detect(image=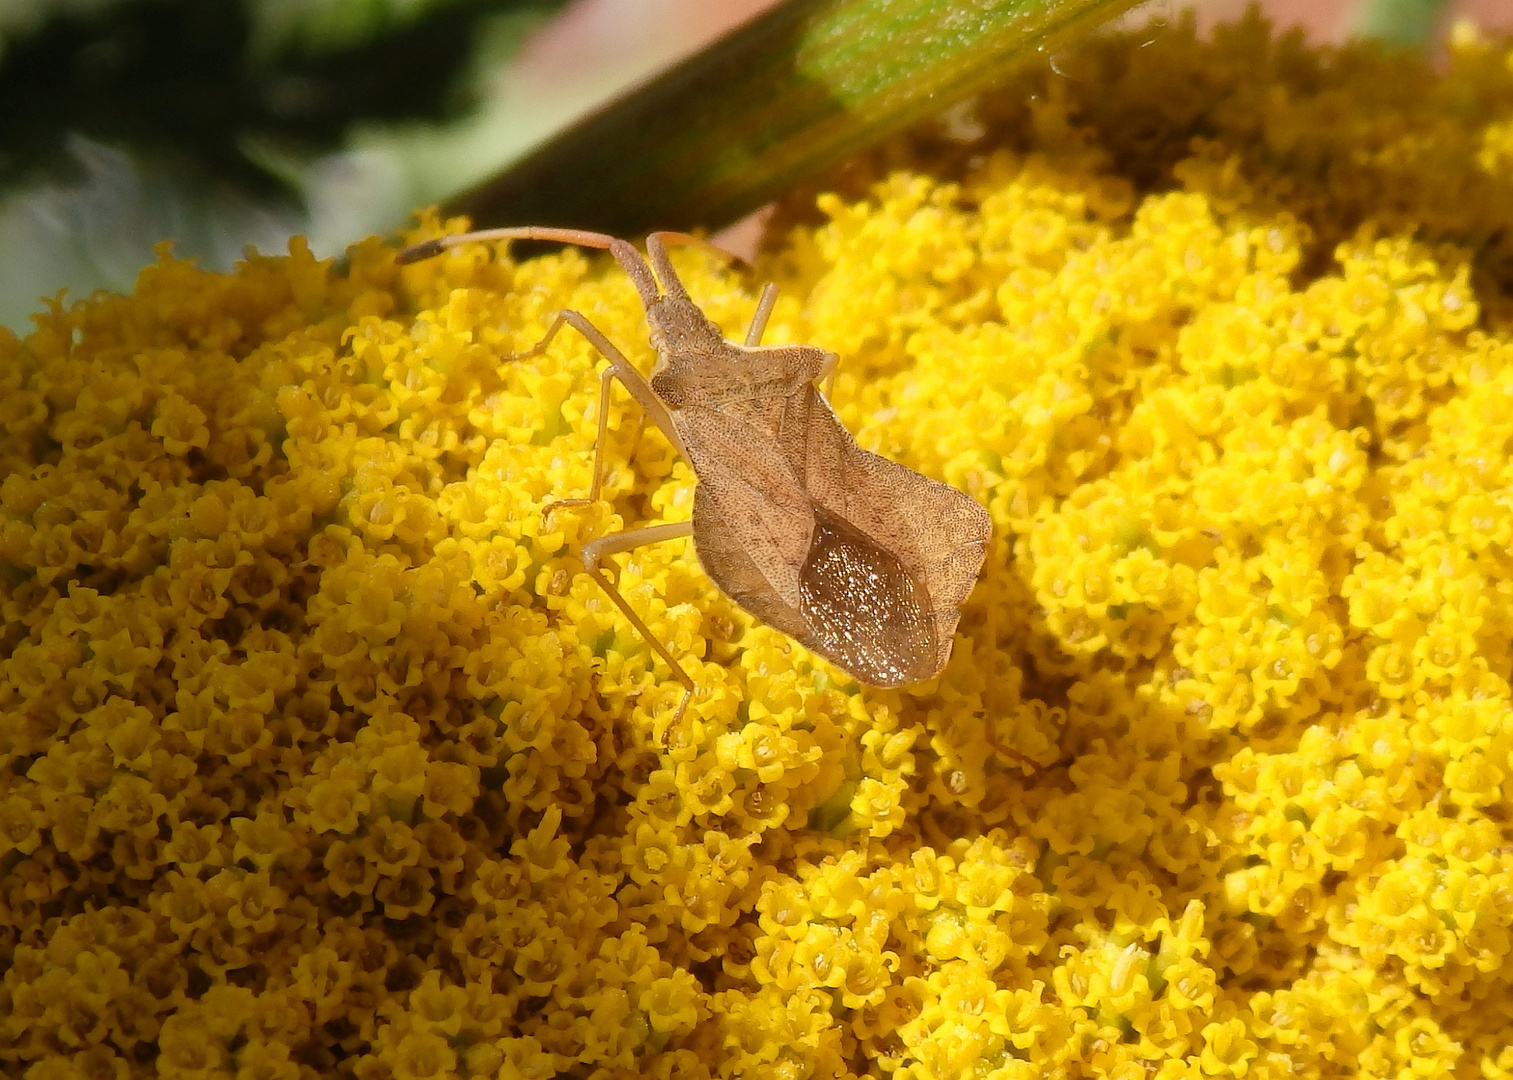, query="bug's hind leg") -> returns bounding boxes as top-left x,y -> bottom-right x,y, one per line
579,521 -> 698,731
